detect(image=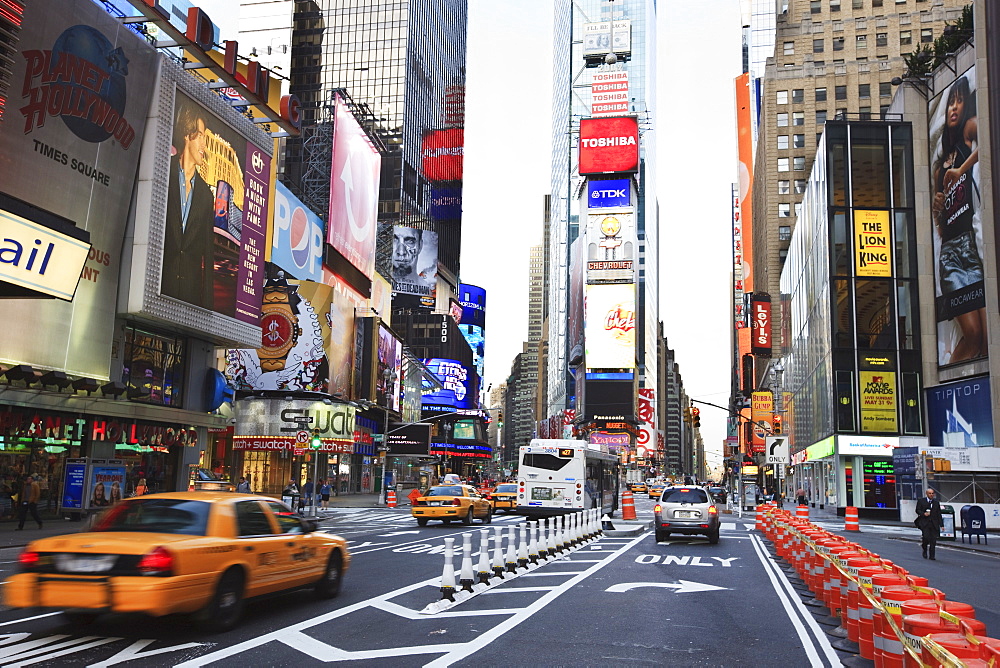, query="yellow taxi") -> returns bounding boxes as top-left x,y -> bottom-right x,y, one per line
648,483 -> 667,500
5,492 -> 349,632
412,484 -> 493,526
629,482 -> 648,494
486,483 -> 518,512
